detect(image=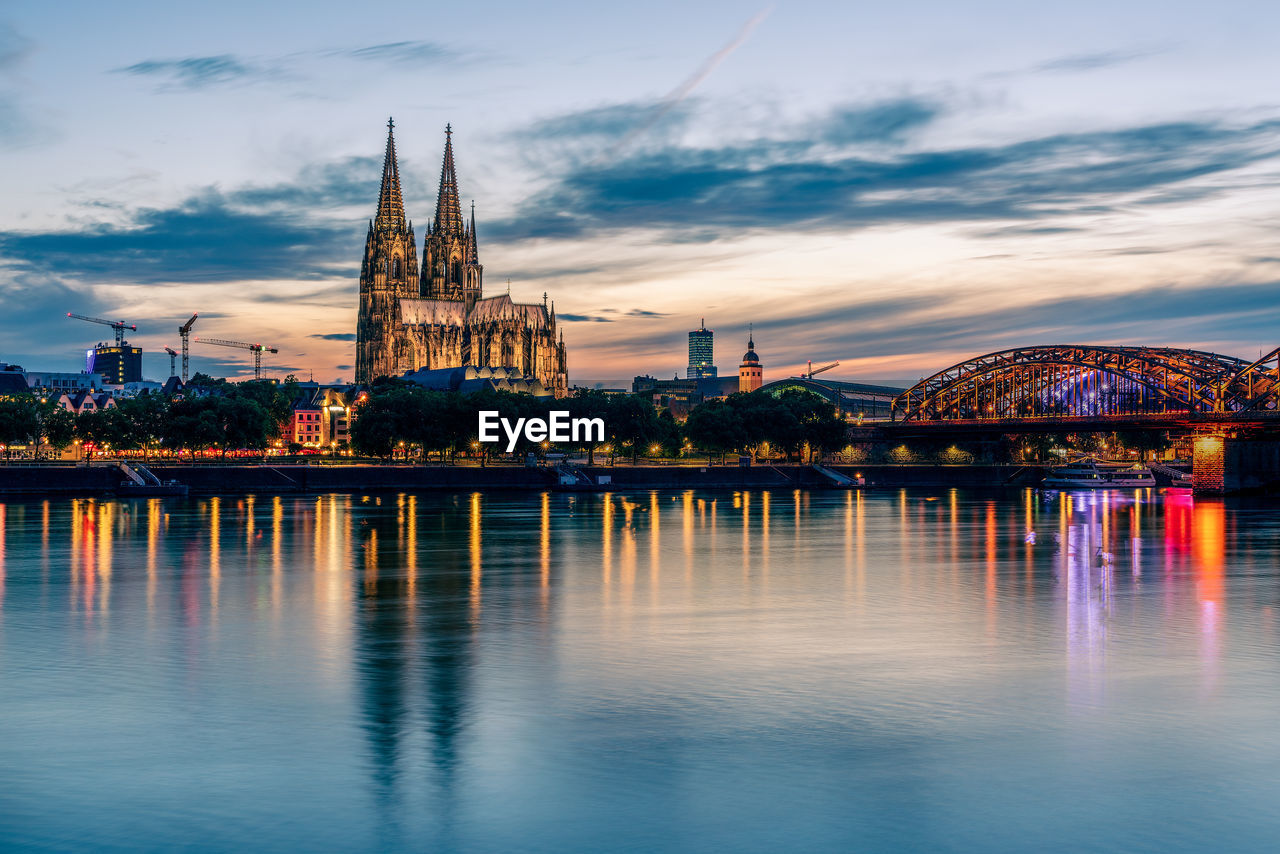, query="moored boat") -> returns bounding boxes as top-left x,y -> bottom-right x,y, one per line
1041,460 -> 1156,489
1104,465 -> 1156,487
1041,461 -> 1108,488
